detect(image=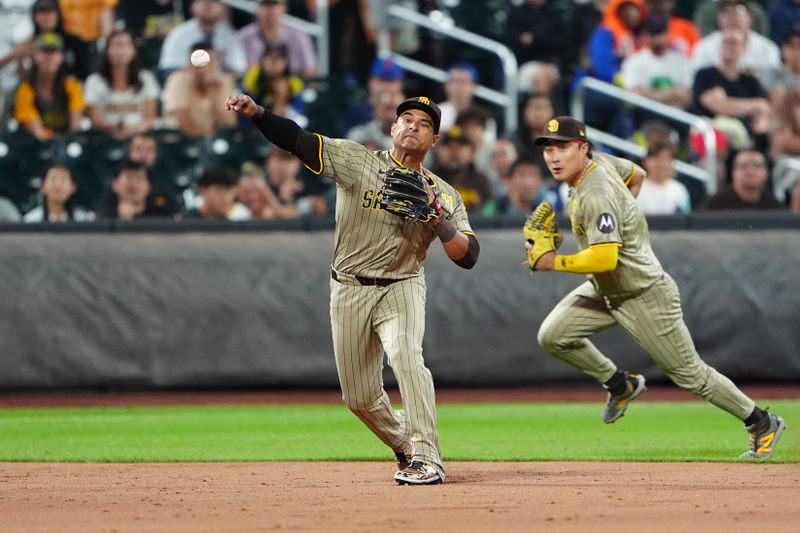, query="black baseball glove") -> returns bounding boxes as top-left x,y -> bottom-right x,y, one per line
379,166 -> 442,223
